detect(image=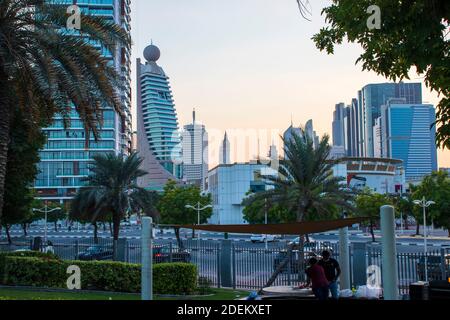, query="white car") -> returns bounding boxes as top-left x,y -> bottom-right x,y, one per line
251,234 -> 276,243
